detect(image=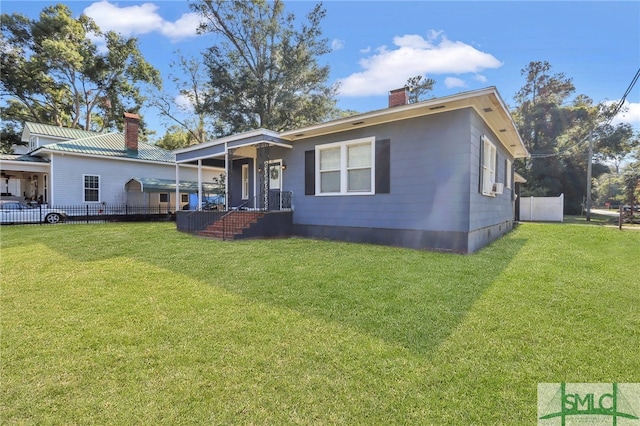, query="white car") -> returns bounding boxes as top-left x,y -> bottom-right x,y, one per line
0,200 -> 68,224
